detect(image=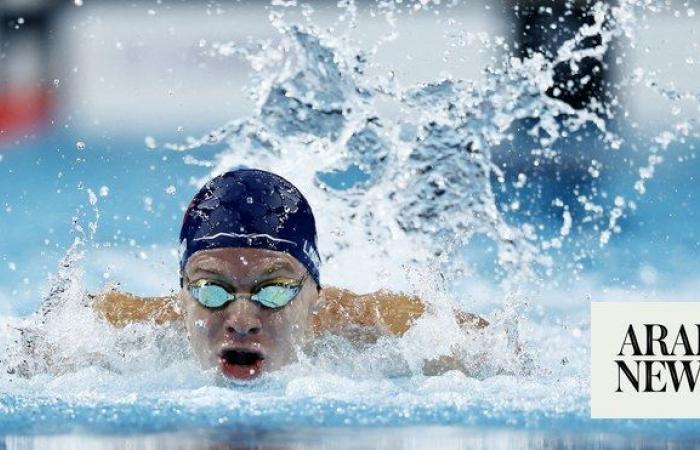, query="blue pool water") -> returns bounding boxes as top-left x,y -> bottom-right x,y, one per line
0,130 -> 698,448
